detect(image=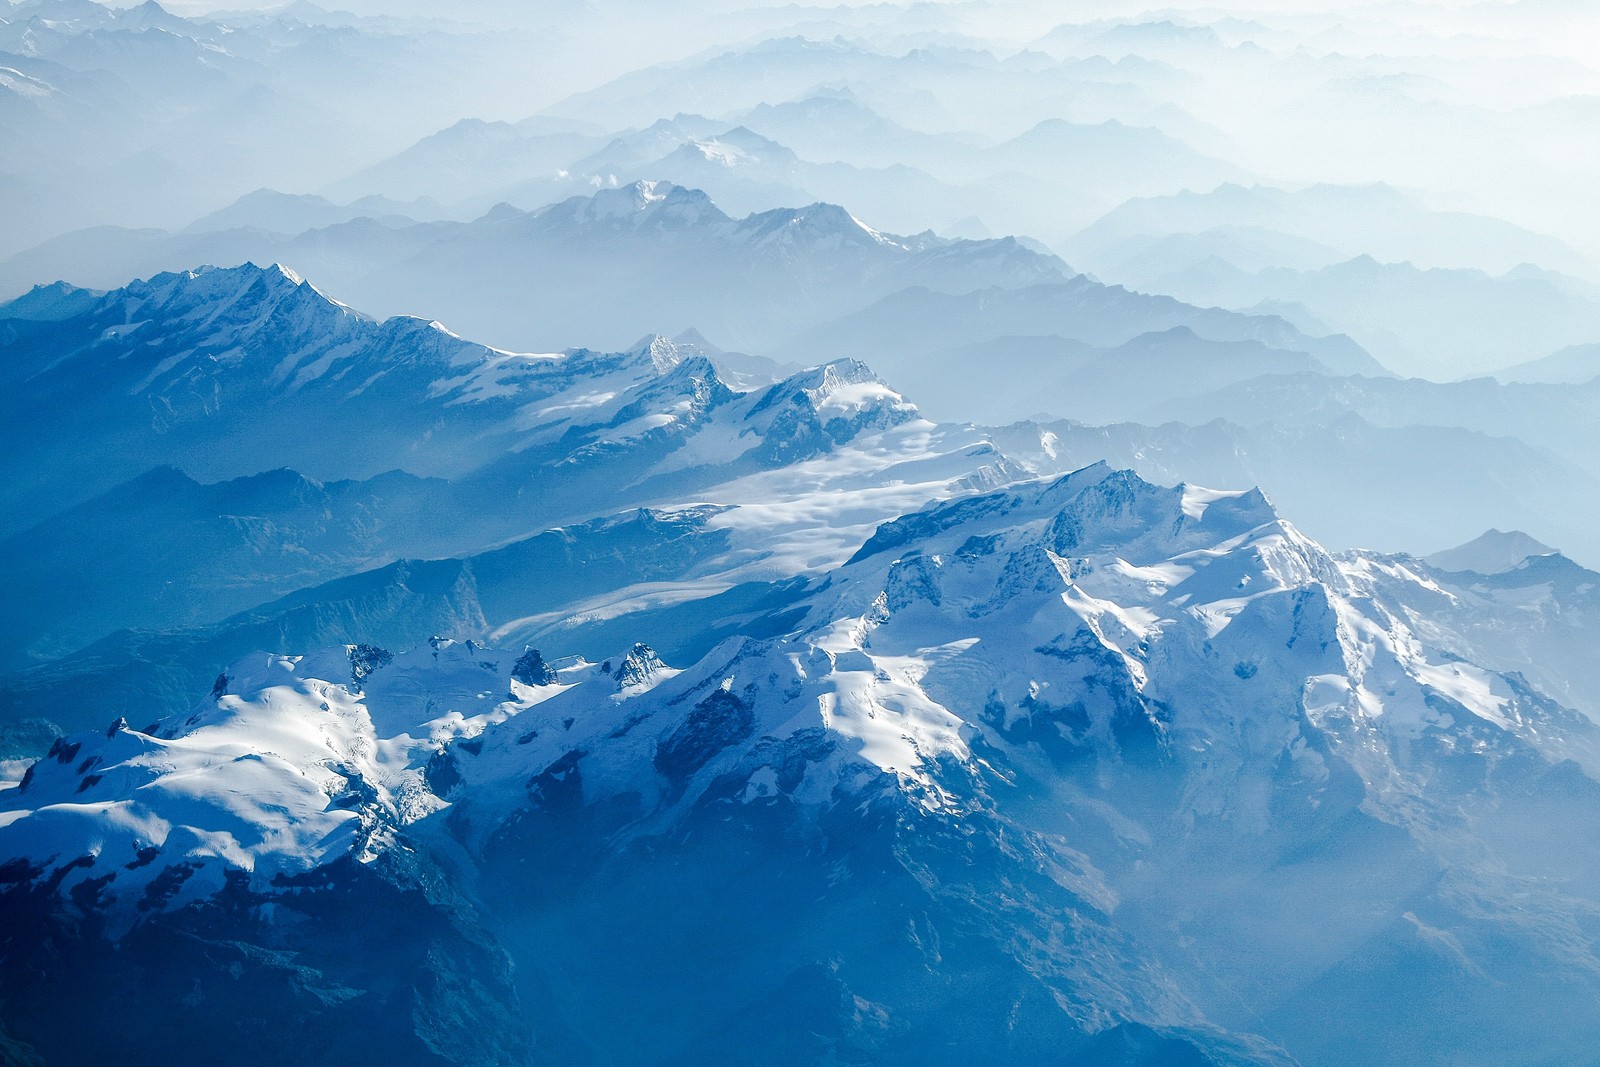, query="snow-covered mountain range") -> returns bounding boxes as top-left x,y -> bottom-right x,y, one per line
5,3 -> 1599,1062
4,259 -> 1595,741
5,458 -> 1599,1066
